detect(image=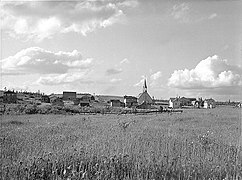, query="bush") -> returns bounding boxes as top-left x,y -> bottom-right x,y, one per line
23,105 -> 38,114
